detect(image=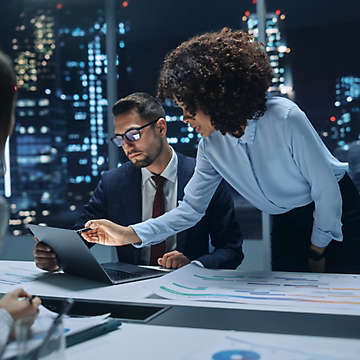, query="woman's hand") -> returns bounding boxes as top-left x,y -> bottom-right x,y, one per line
0,288 -> 41,321
81,219 -> 142,246
308,244 -> 326,273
